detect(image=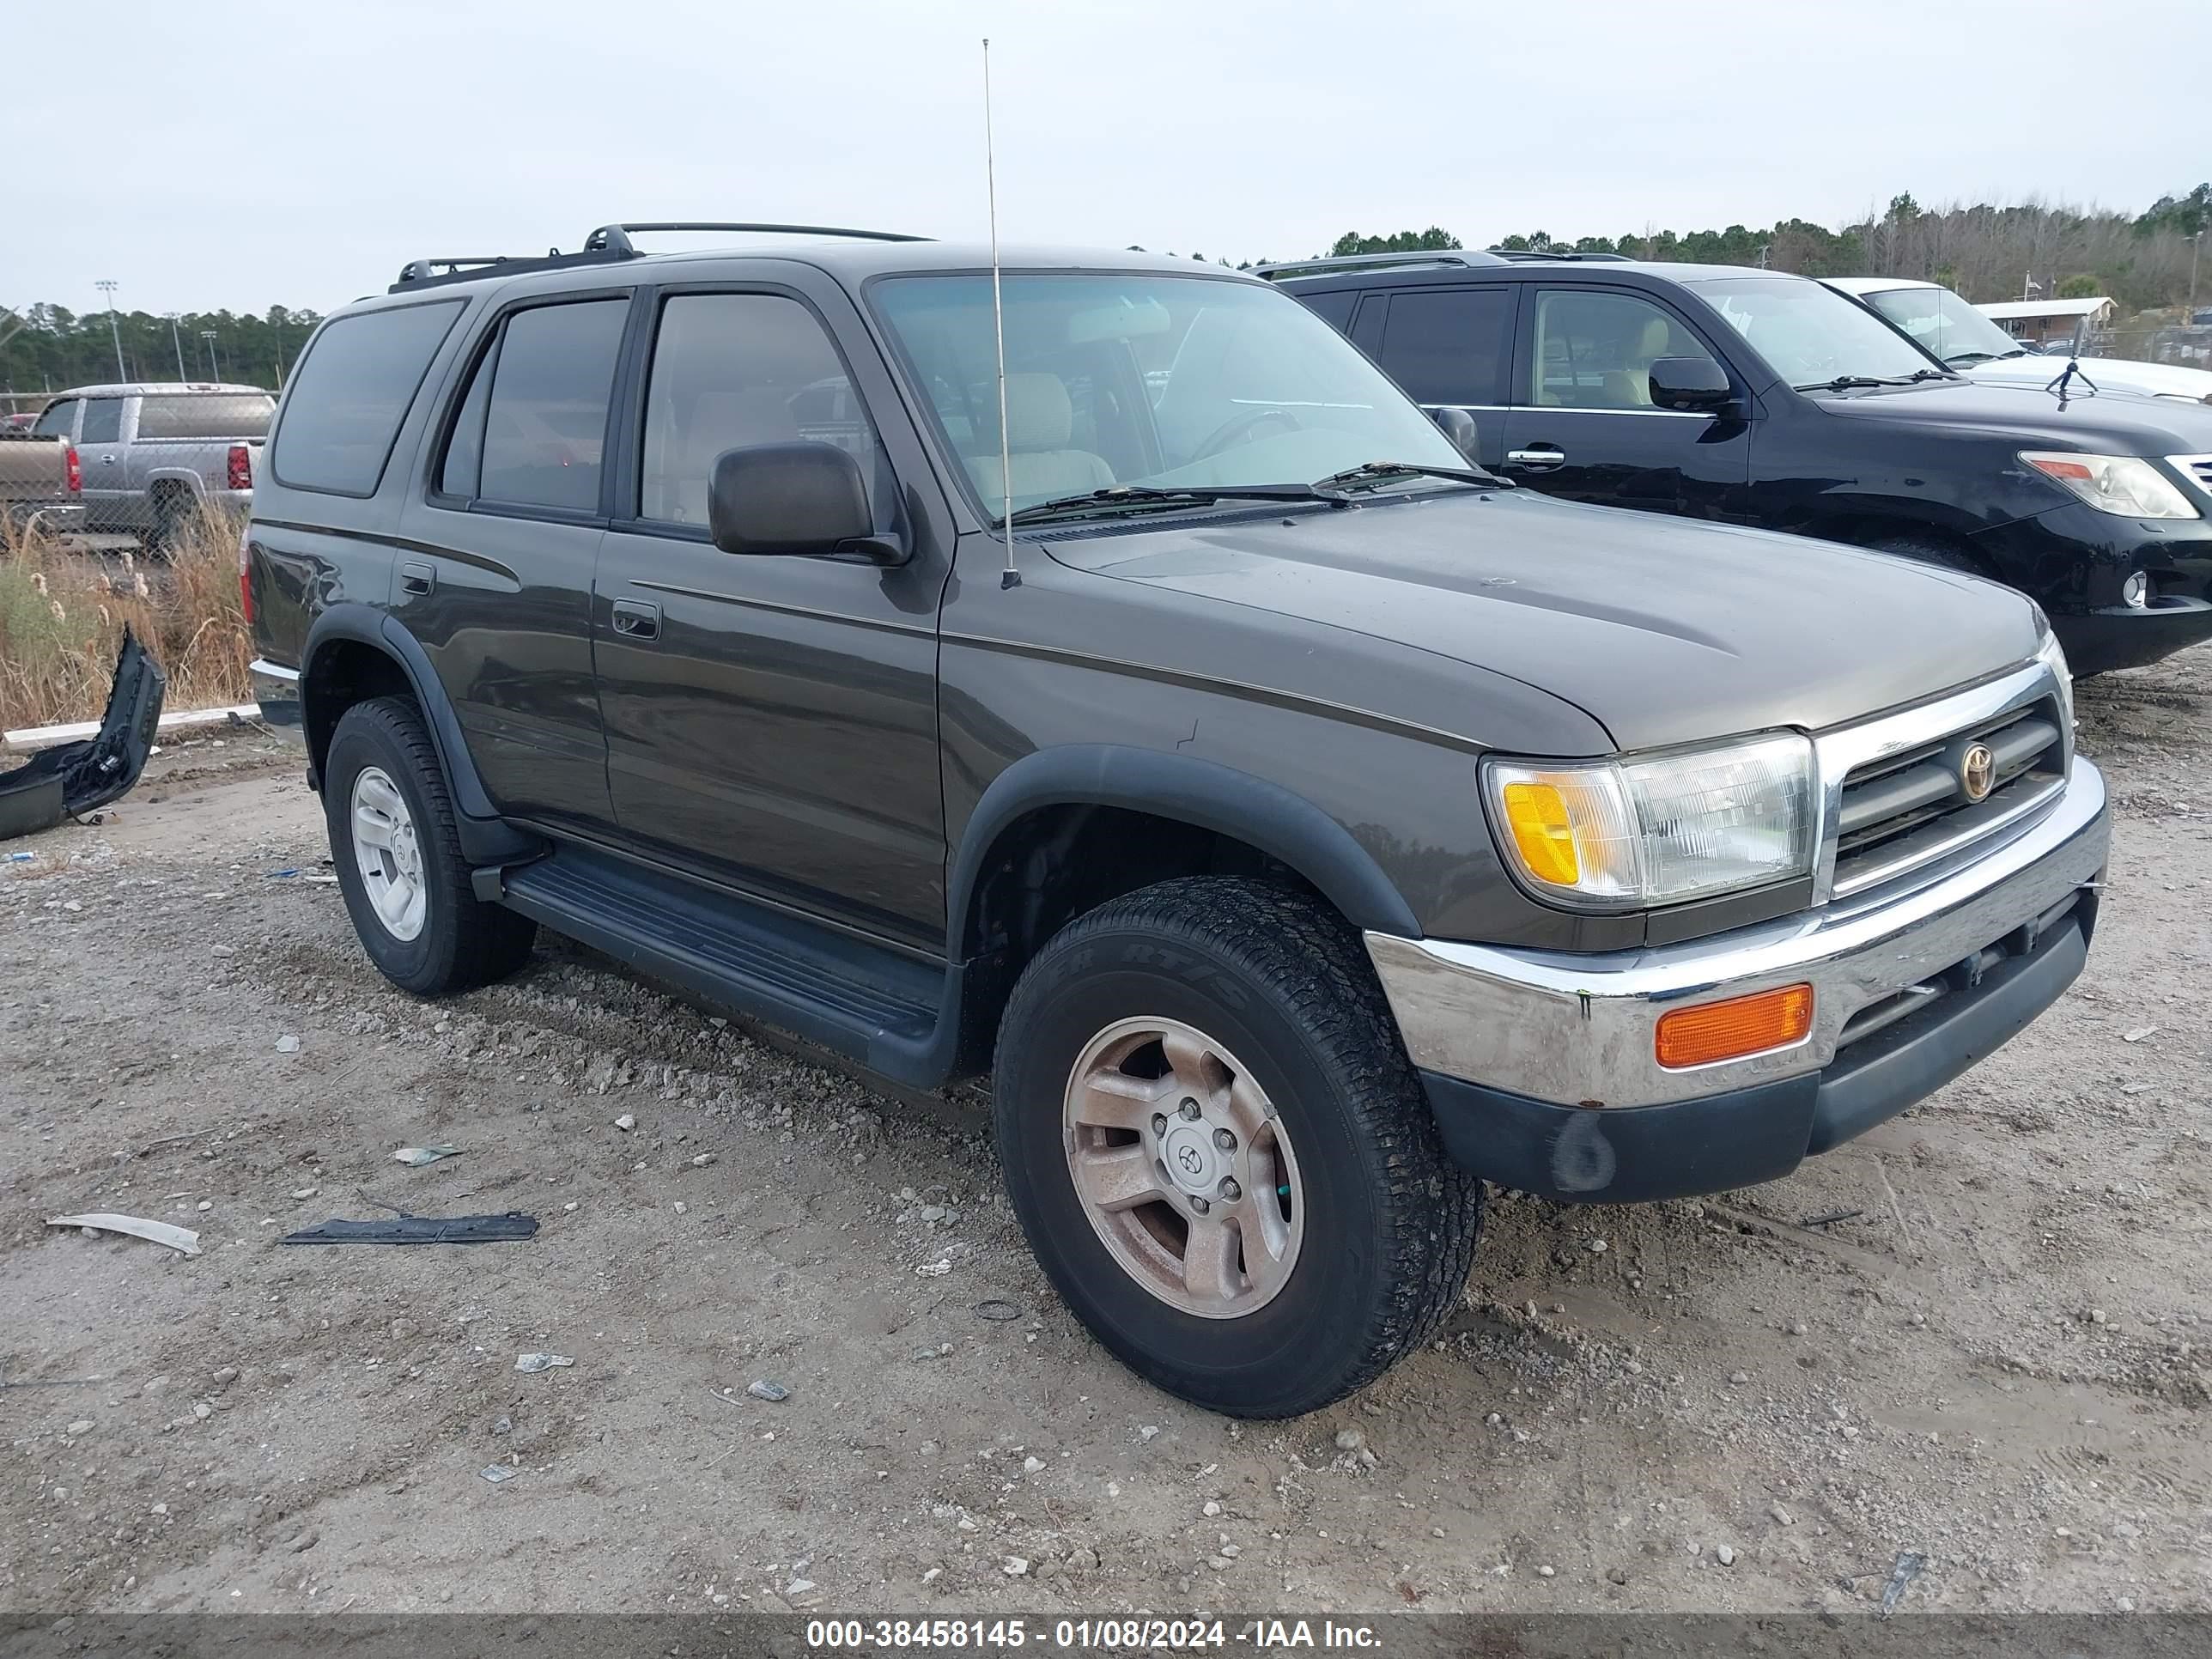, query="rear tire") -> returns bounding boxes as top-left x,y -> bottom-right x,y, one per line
146,487 -> 191,556
324,696 -> 536,996
993,877 -> 1481,1417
